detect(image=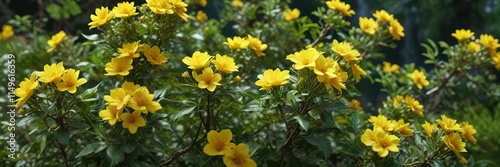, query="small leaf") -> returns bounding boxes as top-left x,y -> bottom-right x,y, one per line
293,115 -> 309,132
106,144 -> 124,166
55,129 -> 70,145
76,142 -> 107,158
171,106 -> 196,121
36,134 -> 47,156
122,144 -> 136,153
81,33 -> 99,41
78,82 -> 101,102
306,136 -> 332,158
